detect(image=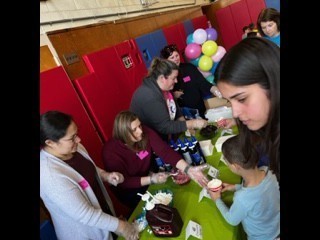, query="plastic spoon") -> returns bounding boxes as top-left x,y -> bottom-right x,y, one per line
146,191 -> 160,204
168,172 -> 179,176
137,193 -> 149,201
